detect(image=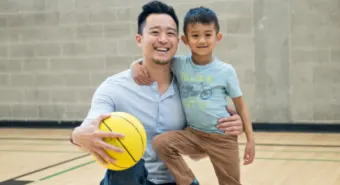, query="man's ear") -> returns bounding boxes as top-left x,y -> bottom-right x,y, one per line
136,34 -> 142,47
181,35 -> 188,45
